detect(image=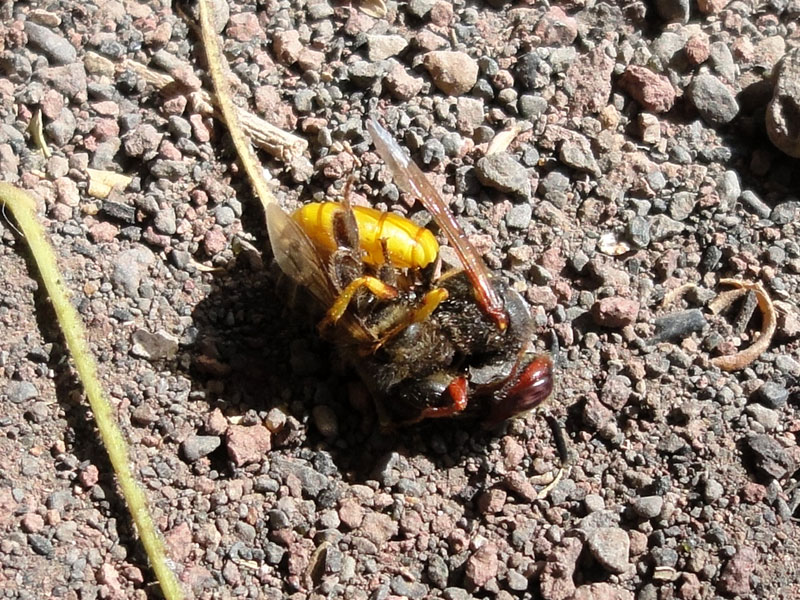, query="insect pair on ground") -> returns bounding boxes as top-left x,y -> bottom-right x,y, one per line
266,119 -> 555,434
